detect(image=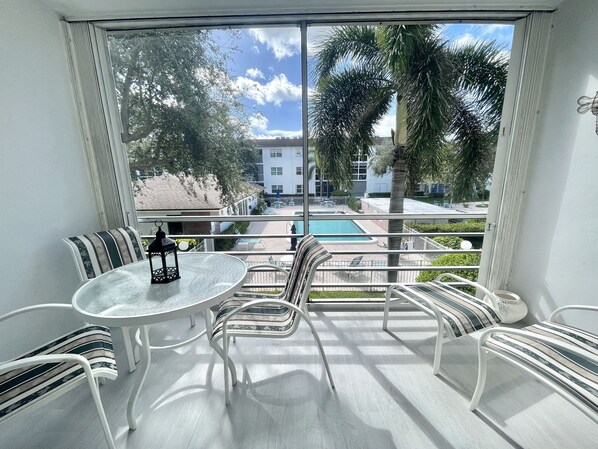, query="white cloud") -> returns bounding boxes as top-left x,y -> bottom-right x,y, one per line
254,129 -> 303,139
234,73 -> 301,106
480,24 -> 511,35
246,68 -> 265,79
454,33 -> 479,48
249,28 -> 301,60
246,112 -> 301,138
249,113 -> 269,132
